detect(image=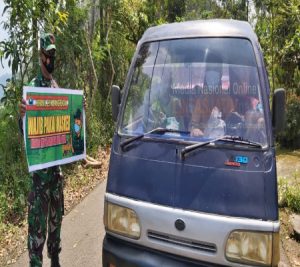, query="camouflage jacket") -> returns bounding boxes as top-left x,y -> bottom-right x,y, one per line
28,72 -> 58,88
